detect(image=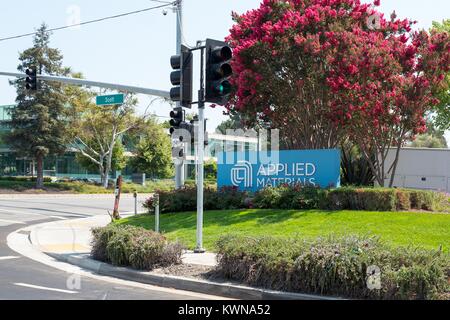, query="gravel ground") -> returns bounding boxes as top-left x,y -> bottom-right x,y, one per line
151,264 -> 215,280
